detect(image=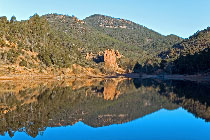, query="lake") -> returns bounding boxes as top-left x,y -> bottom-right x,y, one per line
0,78 -> 210,140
